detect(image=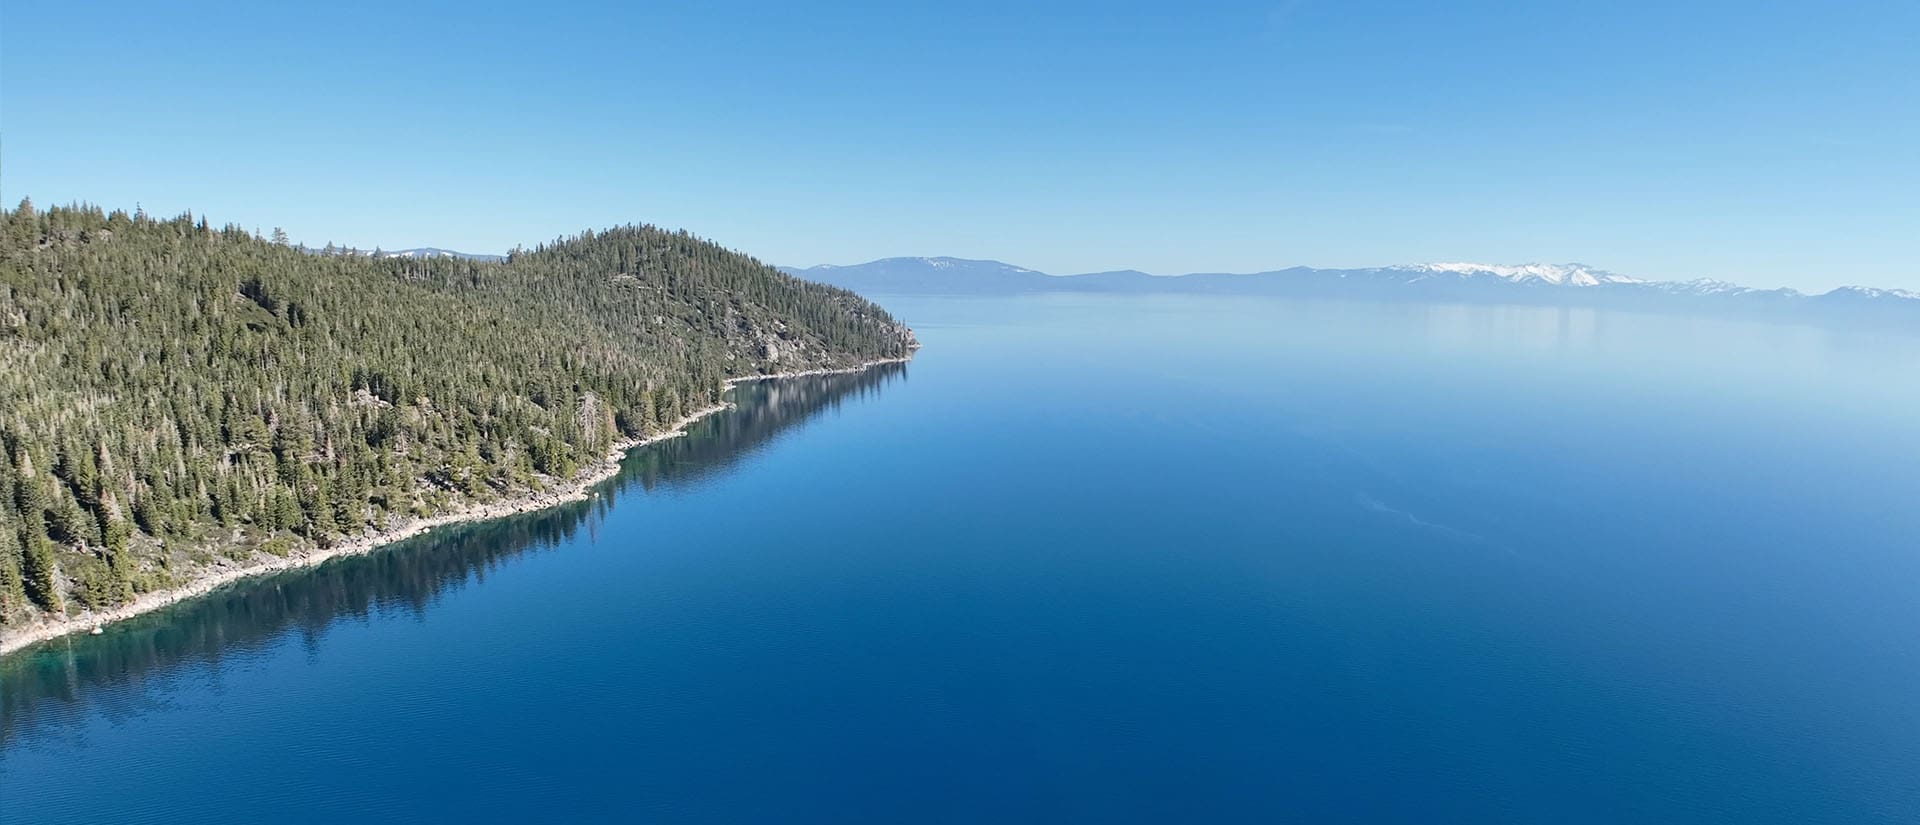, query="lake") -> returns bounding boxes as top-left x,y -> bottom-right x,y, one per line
4,294 -> 1918,823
